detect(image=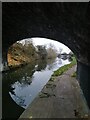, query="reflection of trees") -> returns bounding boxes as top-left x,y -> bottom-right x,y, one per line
9,87 -> 15,95
2,76 -> 24,118
68,56 -> 73,61
46,58 -> 56,70
15,95 -> 26,107
2,59 -> 46,102
47,58 -> 56,65
36,60 -> 47,71
3,58 -> 62,109
21,74 -> 32,85
3,62 -> 36,85
9,90 -> 26,107
2,62 -> 37,101
61,55 -> 67,60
